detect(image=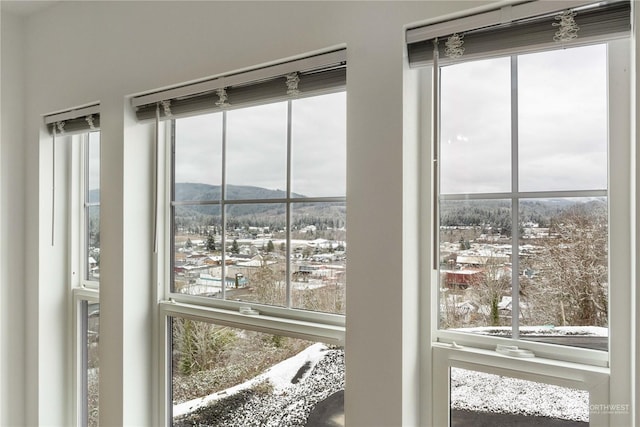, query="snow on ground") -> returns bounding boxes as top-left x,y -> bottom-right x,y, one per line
174,345 -> 345,427
175,326 -> 598,425
173,343 -> 330,418
451,367 -> 589,422
458,325 -> 608,337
